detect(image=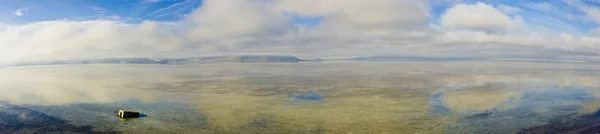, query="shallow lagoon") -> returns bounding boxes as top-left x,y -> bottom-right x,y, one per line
1,61 -> 600,133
